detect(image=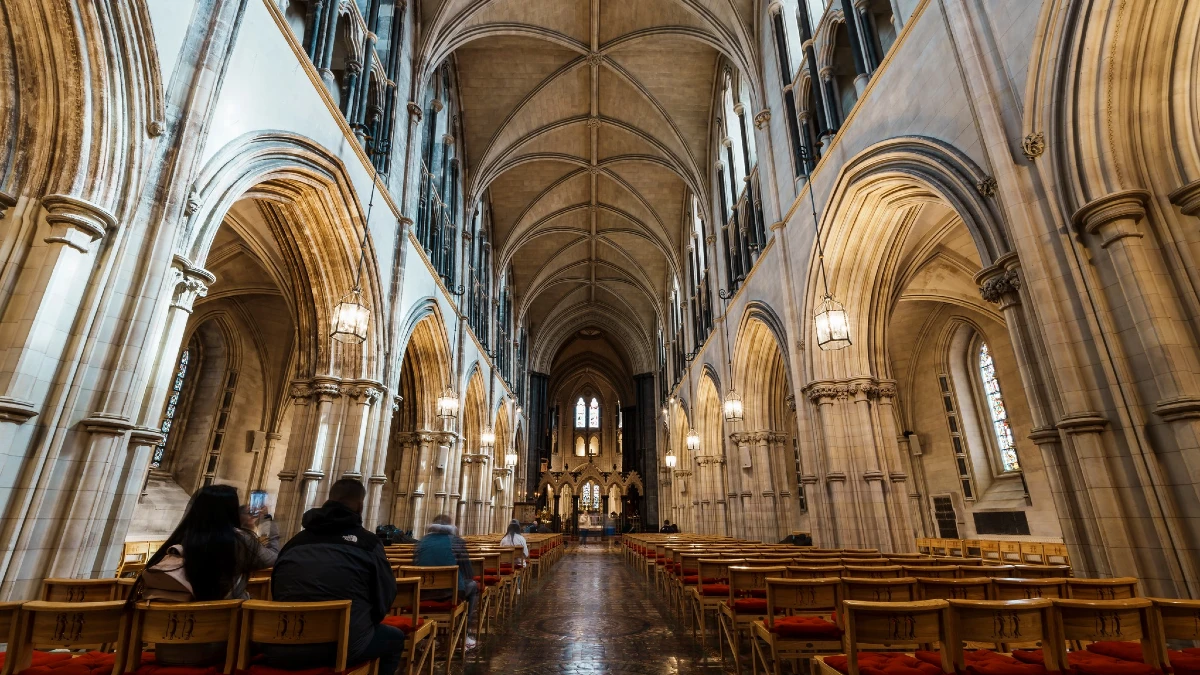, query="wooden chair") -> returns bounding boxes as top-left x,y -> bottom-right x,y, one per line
1051,598 -> 1164,673
839,559 -> 891,567
383,578 -> 436,675
719,566 -> 788,675
1146,598 -> 1200,674
1019,542 -> 1045,564
398,565 -> 468,670
750,578 -> 843,675
942,539 -> 965,557
126,600 -> 242,674
115,579 -> 137,601
118,542 -> 150,578
815,600 -> 951,675
841,577 -> 918,603
917,576 -> 992,600
1042,543 -> 1071,567
969,564 -> 1017,578
0,602 -> 23,675
914,538 -> 932,555
960,539 -> 982,558
842,565 -> 903,579
1067,577 -> 1138,600
468,556 -> 496,637
999,541 -> 1023,563
690,558 -> 741,649
40,578 -> 118,602
7,600 -> 130,675
236,600 -> 375,675
978,540 -> 1002,562
246,577 -> 271,600
992,577 -> 1069,600
947,598 -> 1061,660
788,565 -> 845,579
